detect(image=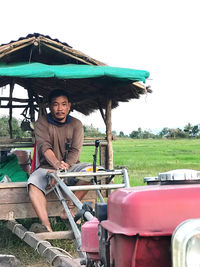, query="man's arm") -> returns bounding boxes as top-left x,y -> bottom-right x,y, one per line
44,149 -> 70,170
65,120 -> 84,166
